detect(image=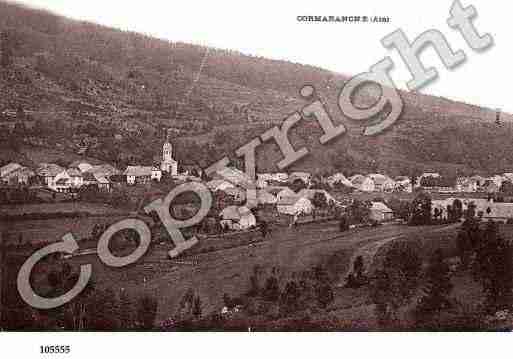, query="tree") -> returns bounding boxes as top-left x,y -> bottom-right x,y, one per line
263,269 -> 281,302
409,192 -> 432,225
371,241 -> 422,327
416,249 -> 453,322
474,220 -> 513,313
136,295 -> 158,329
312,191 -> 328,209
348,200 -> 371,224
